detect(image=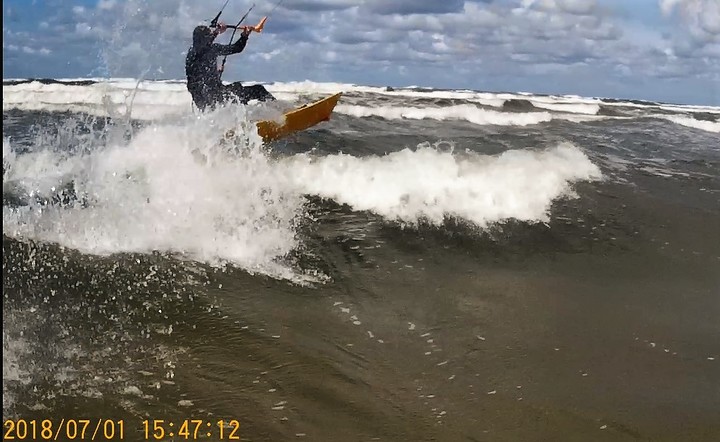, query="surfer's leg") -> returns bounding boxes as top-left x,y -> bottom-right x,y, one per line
243,84 -> 275,102
209,86 -> 230,108
192,90 -> 222,111
189,89 -> 209,111
225,82 -> 250,105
